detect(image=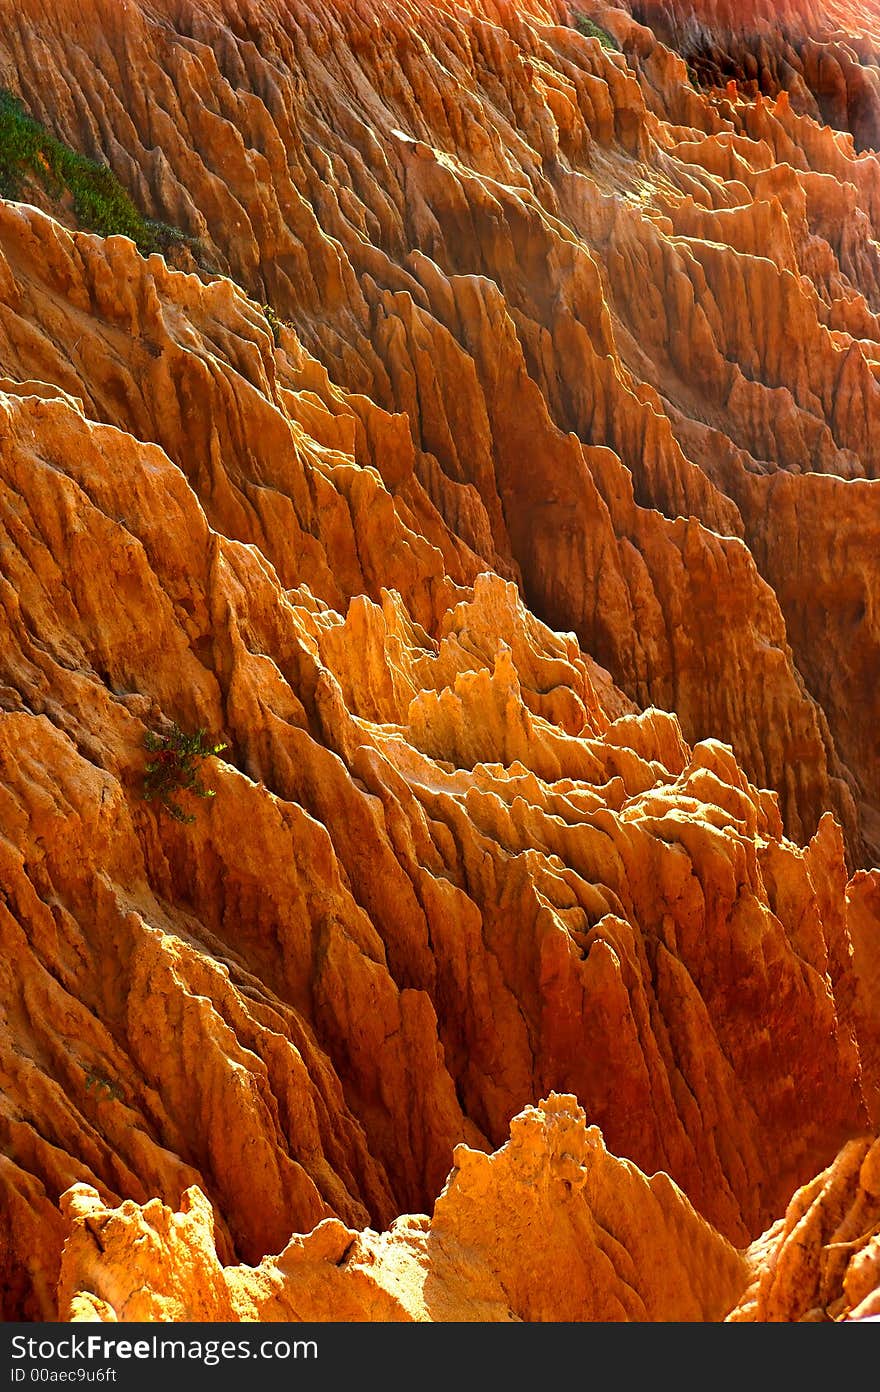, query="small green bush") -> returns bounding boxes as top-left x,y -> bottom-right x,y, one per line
573,14 -> 621,51
0,90 -> 45,197
0,88 -> 200,258
262,302 -> 285,346
84,1068 -> 124,1102
143,724 -> 227,824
